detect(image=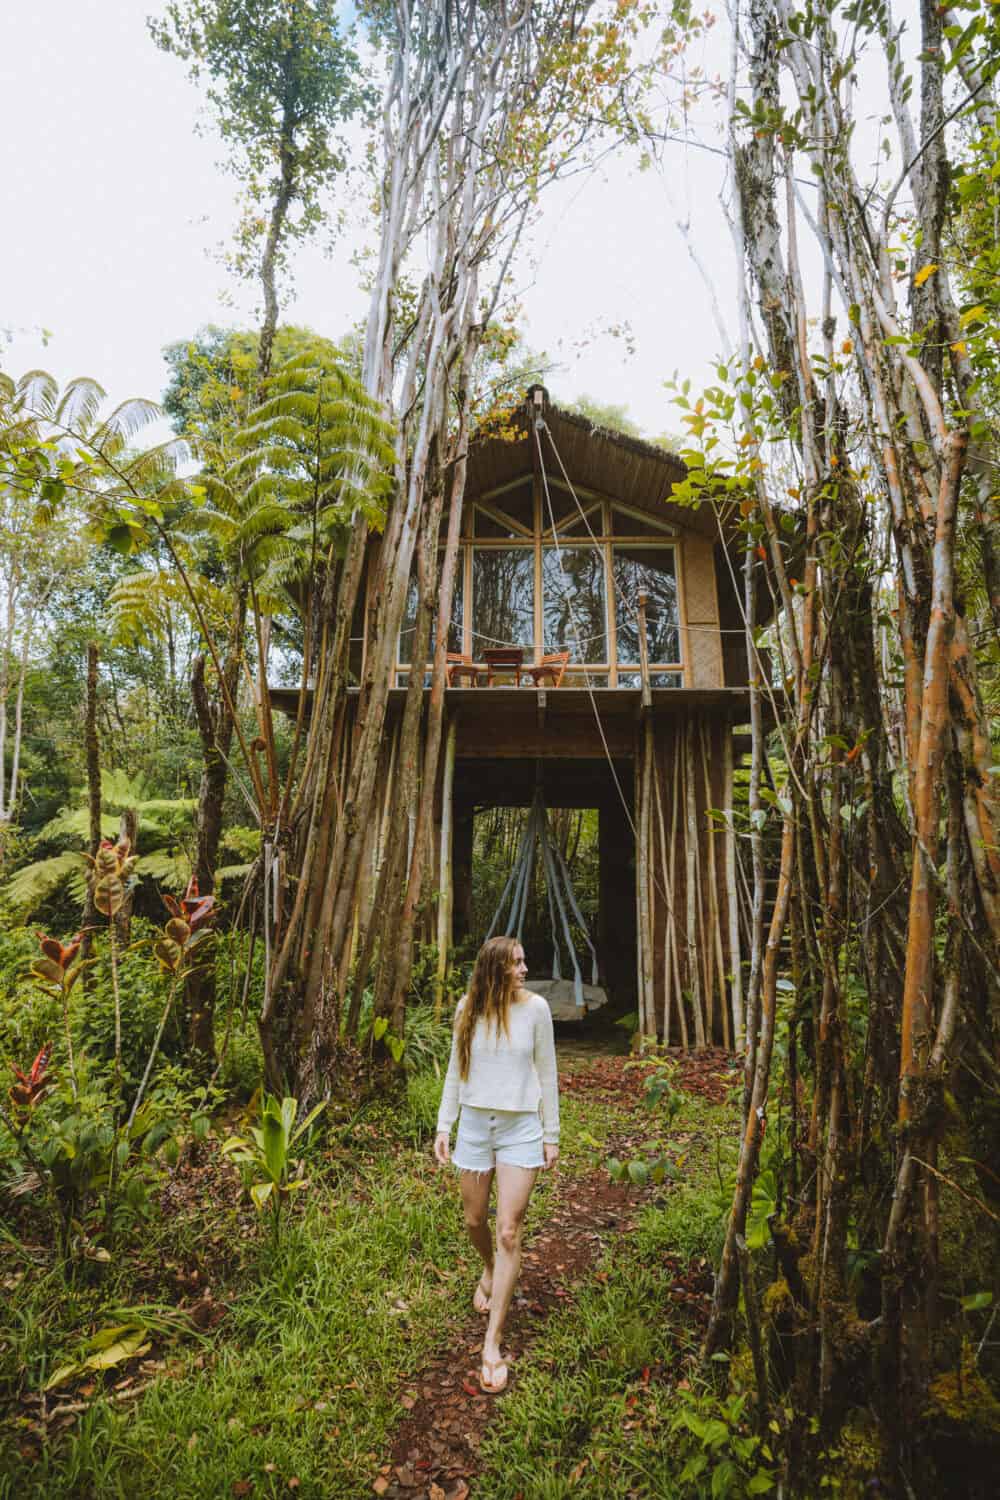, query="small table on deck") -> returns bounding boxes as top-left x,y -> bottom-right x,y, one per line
483,647 -> 526,686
